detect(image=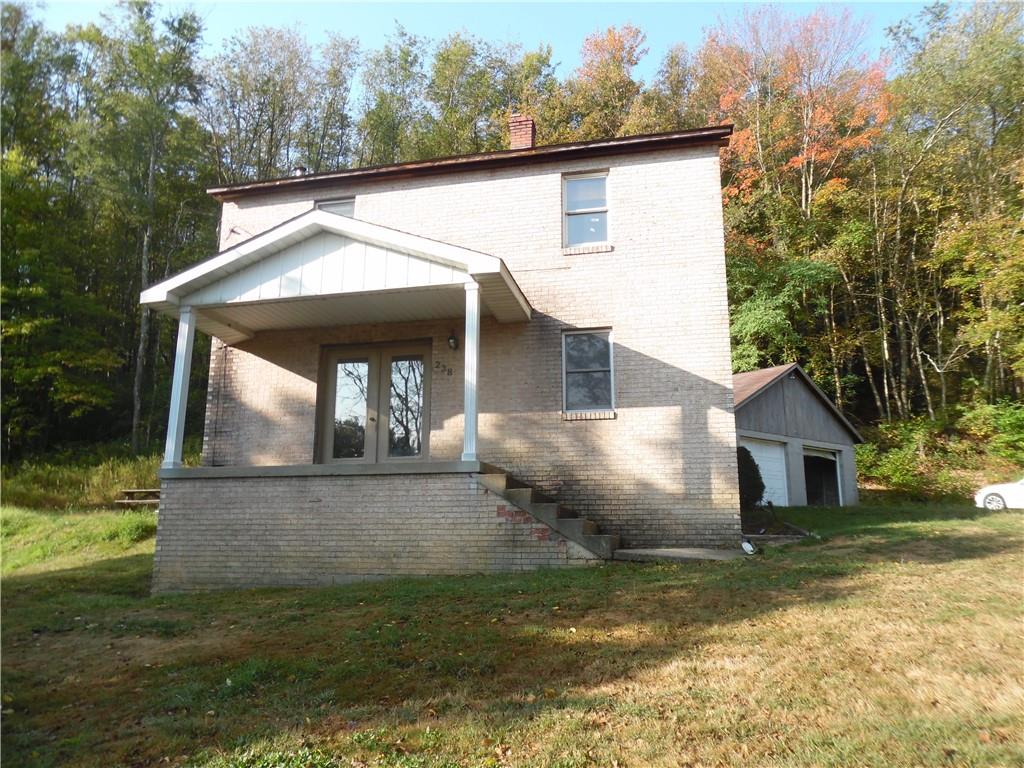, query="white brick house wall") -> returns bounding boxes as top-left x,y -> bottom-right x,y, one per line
195,144 -> 740,552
